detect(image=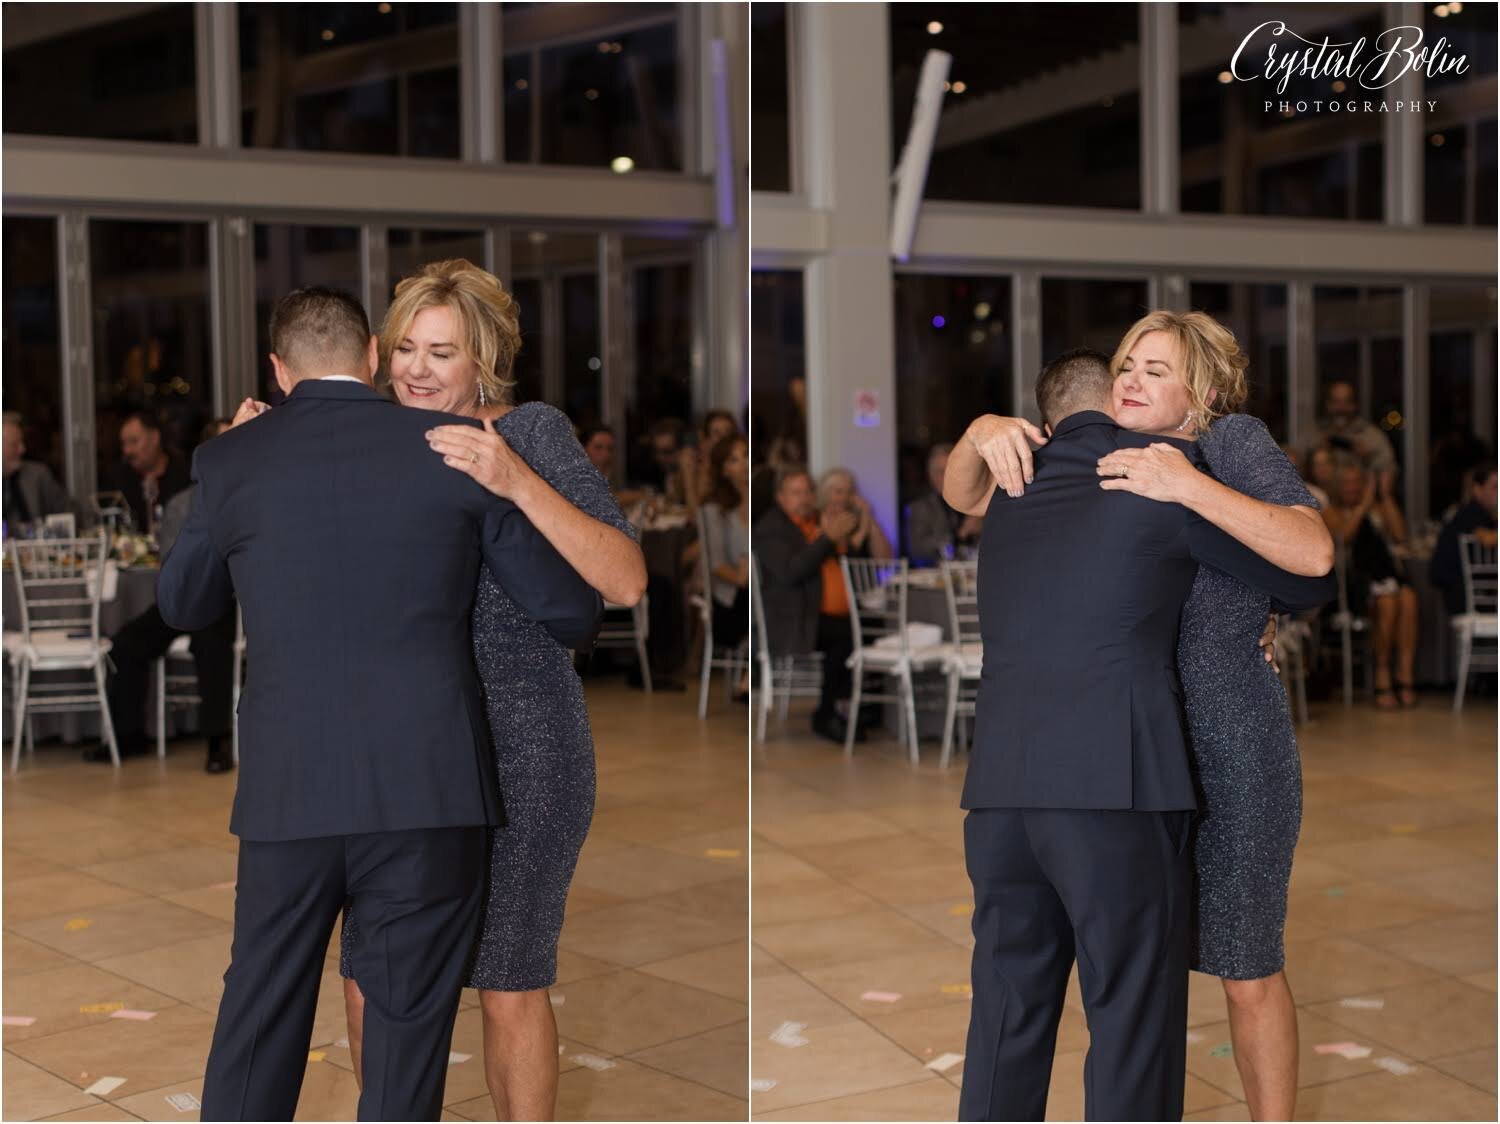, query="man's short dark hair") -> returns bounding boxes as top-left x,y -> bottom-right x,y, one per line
121,408 -> 163,434
775,463 -> 812,493
269,287 -> 371,375
1035,348 -> 1114,427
